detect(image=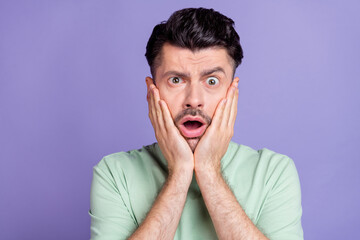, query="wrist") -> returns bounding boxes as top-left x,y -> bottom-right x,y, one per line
194,158 -> 221,177
195,164 -> 222,185
167,167 -> 193,187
